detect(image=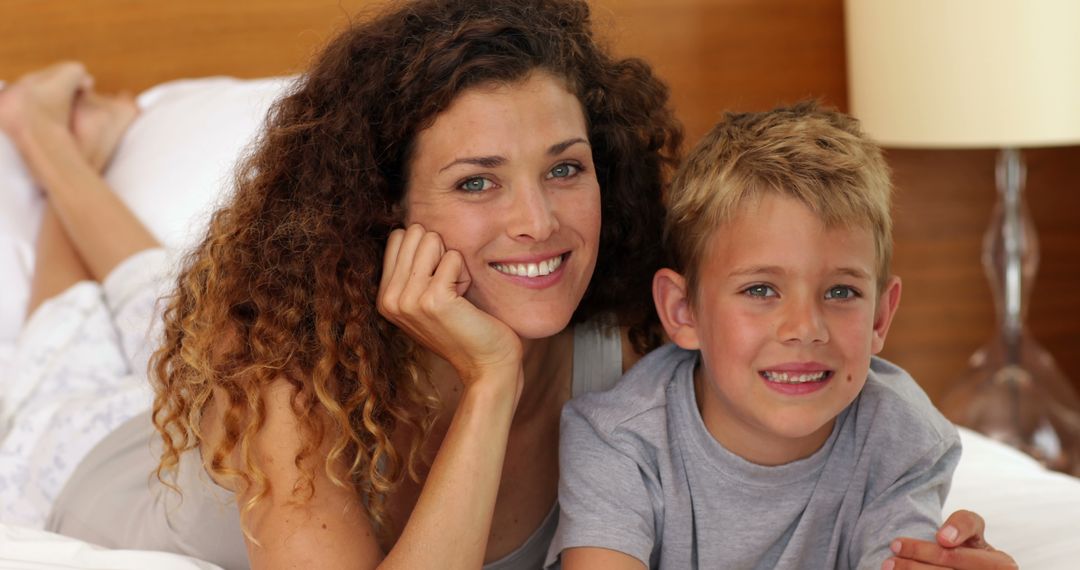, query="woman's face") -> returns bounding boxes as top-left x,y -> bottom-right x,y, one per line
404,71 -> 601,339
